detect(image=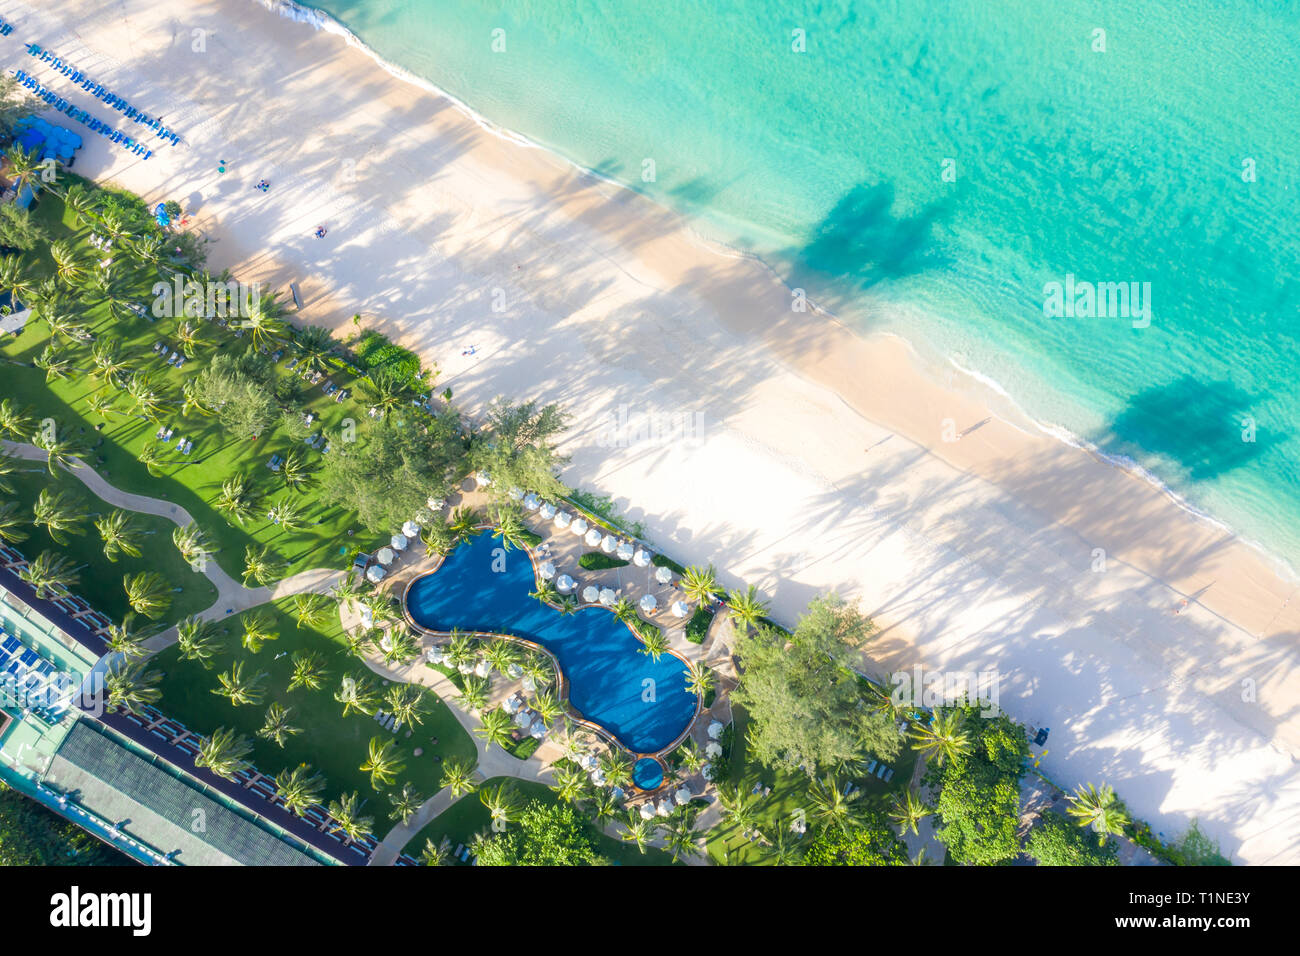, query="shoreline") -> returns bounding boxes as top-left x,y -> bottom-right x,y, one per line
11,0 -> 1300,864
